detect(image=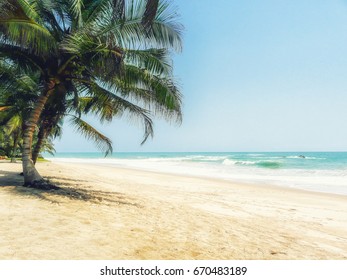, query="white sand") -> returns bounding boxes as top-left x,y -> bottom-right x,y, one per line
0,161 -> 347,259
